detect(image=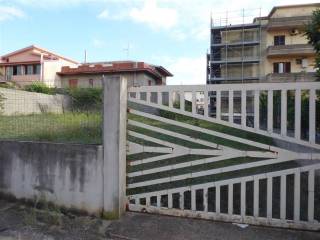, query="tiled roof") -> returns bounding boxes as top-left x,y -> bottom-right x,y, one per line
58,61 -> 173,80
